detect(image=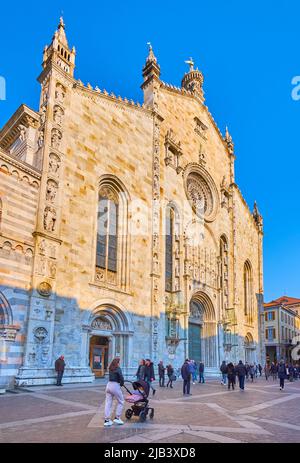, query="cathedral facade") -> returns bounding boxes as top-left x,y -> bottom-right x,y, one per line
0,19 -> 264,386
